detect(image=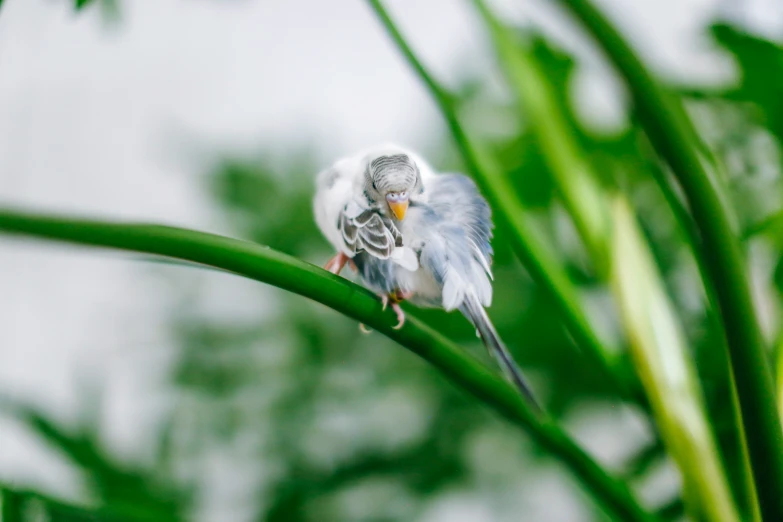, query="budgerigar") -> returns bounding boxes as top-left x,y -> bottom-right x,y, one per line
313,144 -> 538,407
